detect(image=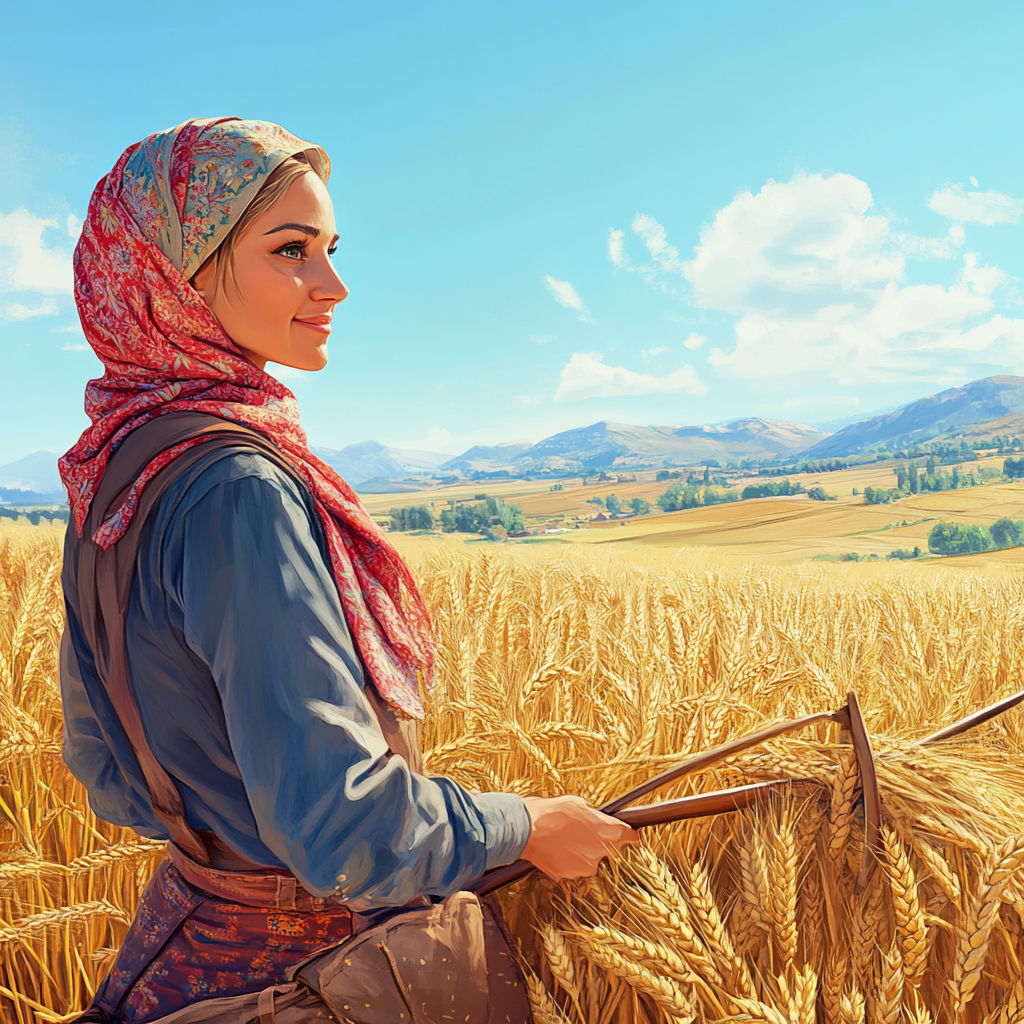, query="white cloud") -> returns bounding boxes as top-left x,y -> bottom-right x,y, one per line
671,171 -> 1023,383
555,352 -> 706,402
544,275 -> 595,323
1,298 -> 58,322
67,214 -> 81,238
55,323 -> 84,333
515,394 -> 544,405
893,225 -> 964,260
608,229 -> 626,267
632,214 -> 682,274
0,208 -> 74,296
682,332 -> 706,350
641,345 -> 668,362
685,172 -> 901,316
608,214 -> 685,287
61,343 -> 88,352
970,176 -> 979,188
927,184 -> 1023,225
530,333 -> 557,344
